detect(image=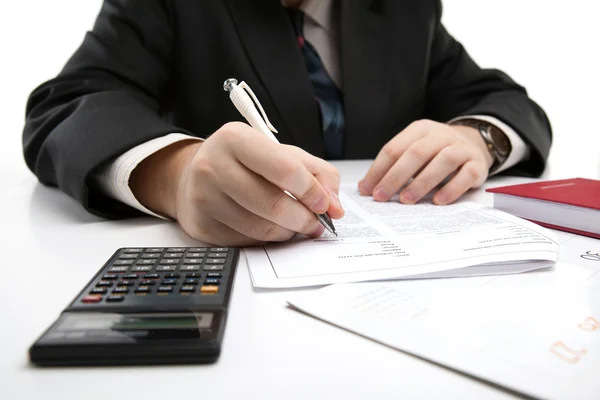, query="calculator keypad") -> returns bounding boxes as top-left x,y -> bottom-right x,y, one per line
80,247 -> 235,305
